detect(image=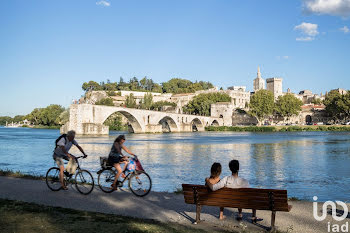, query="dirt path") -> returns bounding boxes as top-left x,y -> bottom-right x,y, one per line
0,176 -> 345,233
